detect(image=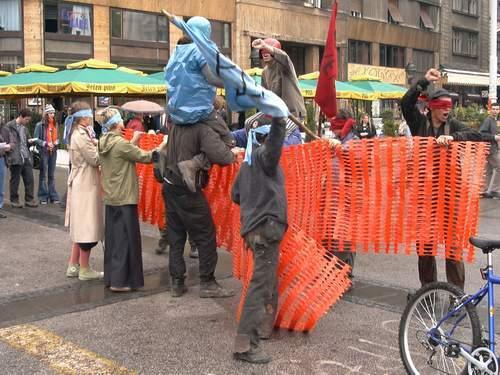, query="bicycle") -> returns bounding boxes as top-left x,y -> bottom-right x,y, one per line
399,236 -> 500,374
